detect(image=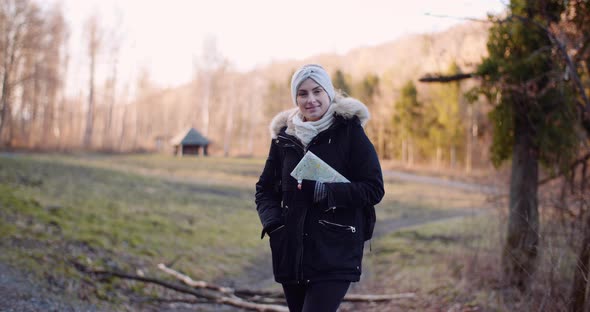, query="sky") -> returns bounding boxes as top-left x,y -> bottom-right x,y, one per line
47,0 -> 507,92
